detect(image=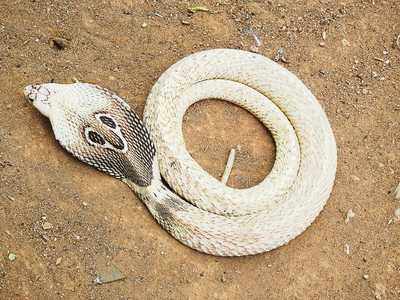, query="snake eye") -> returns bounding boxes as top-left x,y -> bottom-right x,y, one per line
99,115 -> 117,129
87,130 -> 106,145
